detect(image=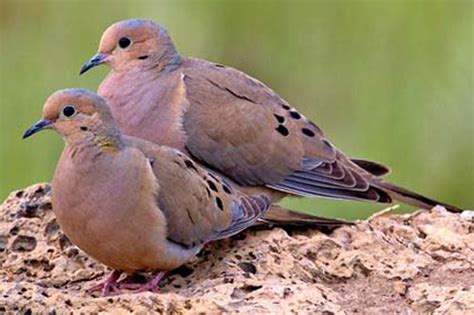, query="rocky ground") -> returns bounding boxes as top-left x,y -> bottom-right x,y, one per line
0,183 -> 472,314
